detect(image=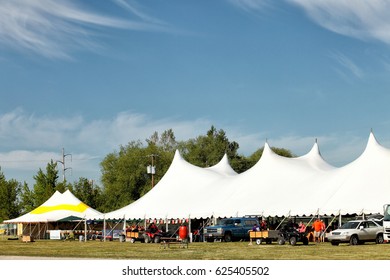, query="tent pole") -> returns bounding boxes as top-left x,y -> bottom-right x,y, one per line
84,218 -> 87,242
188,216 -> 191,243
339,211 -> 342,227
103,215 -> 106,242
324,214 -> 338,238
165,216 -> 168,233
